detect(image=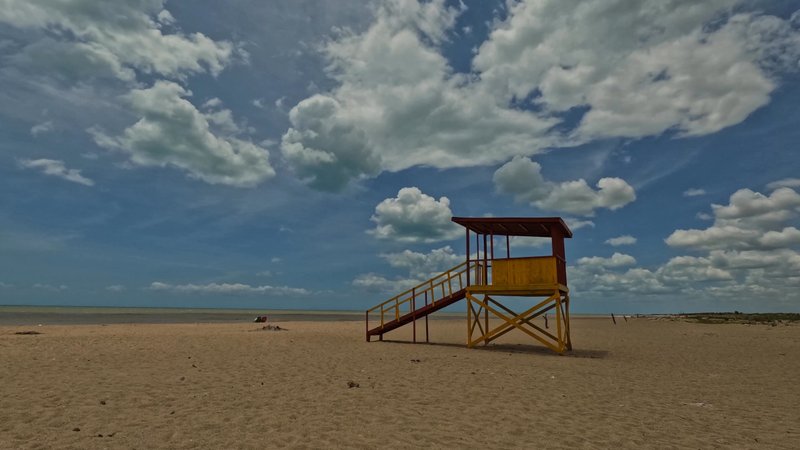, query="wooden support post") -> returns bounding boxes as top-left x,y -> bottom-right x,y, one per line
565,294 -> 572,350
556,295 -> 563,352
465,228 -> 470,286
466,294 -> 472,347
425,290 -> 429,343
484,294 -> 489,346
483,234 -> 488,285
475,232 -> 480,284
365,310 -> 370,342
412,288 -> 416,344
